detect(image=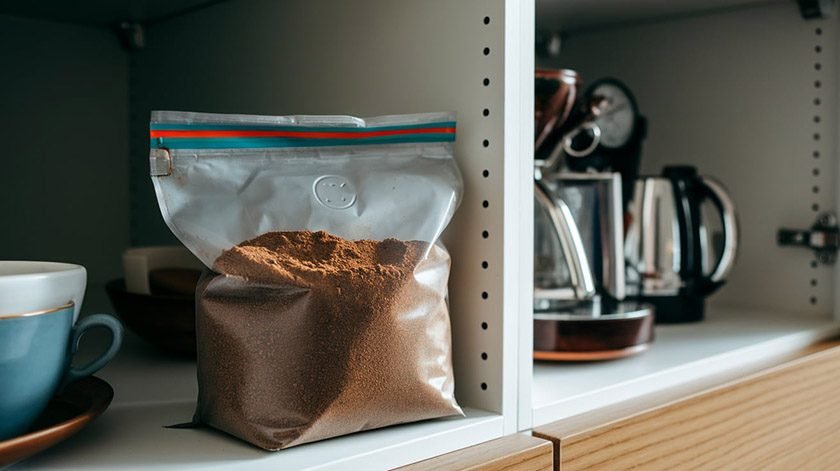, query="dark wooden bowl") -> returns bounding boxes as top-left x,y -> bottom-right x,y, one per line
105,279 -> 196,358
